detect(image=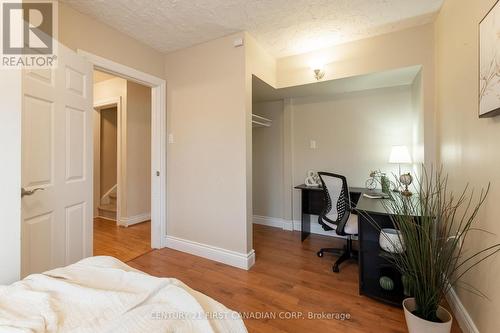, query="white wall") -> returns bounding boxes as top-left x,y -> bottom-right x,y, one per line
0,70 -> 22,284
252,101 -> 284,219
